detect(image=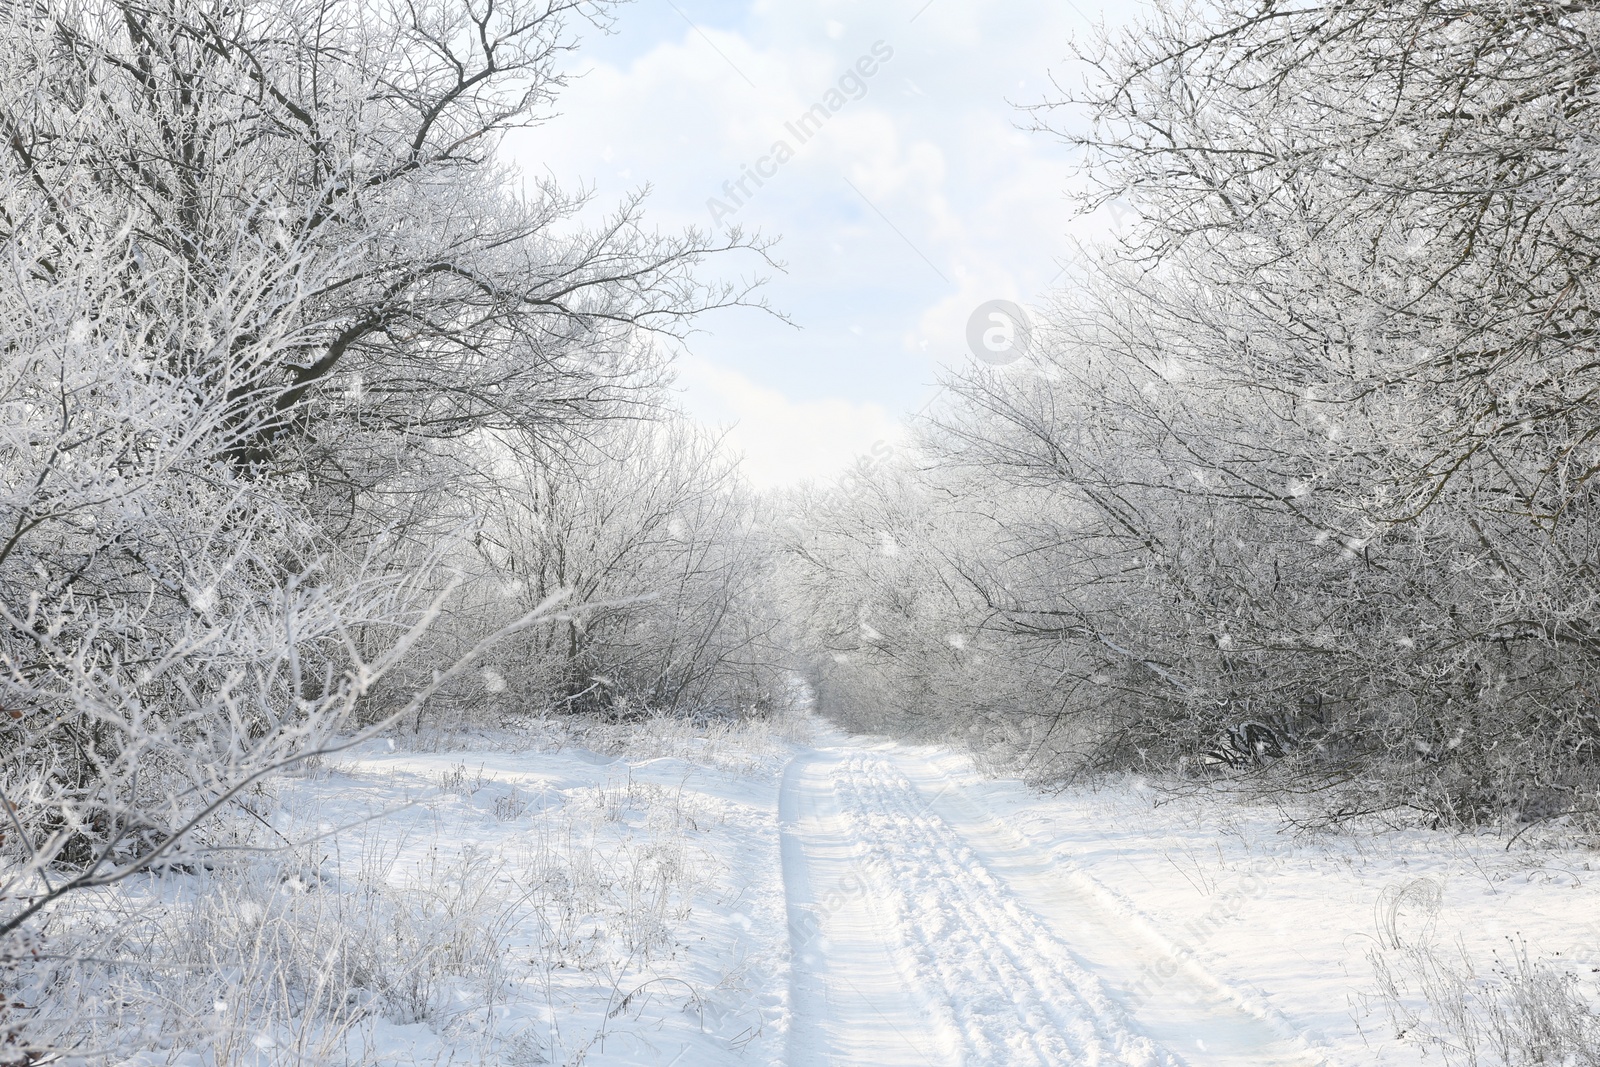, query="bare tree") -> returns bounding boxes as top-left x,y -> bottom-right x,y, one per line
0,175 -> 568,943
0,0 -> 769,964
780,0 -> 1600,820
463,417 -> 788,721
2,0 -> 771,481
